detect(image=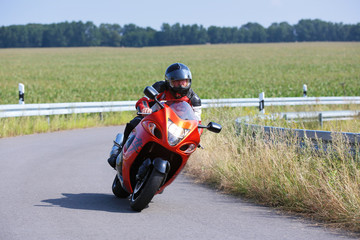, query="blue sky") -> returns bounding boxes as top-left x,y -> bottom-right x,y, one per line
0,0 -> 359,29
